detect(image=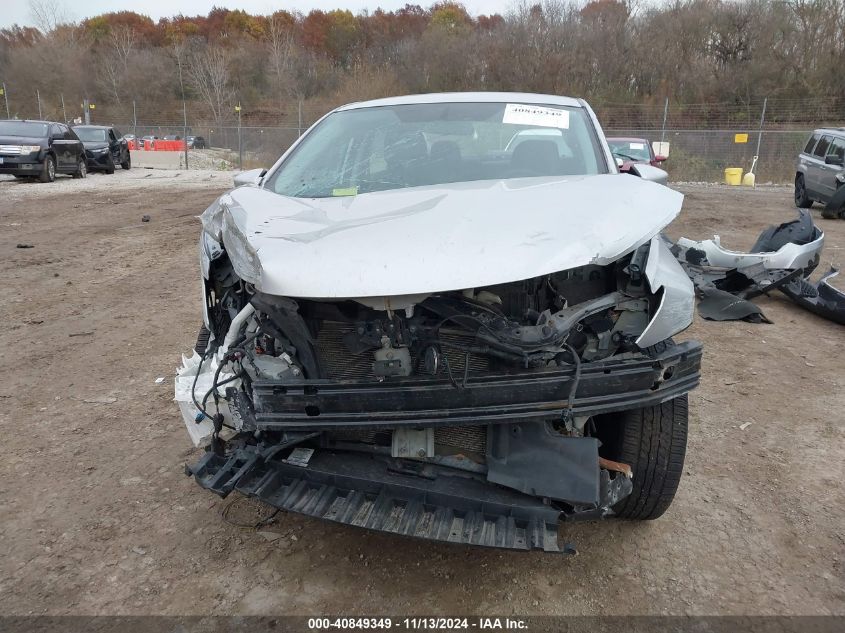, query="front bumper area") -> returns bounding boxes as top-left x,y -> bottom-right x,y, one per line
185,341 -> 700,552
189,447 -> 576,553
250,341 -> 702,431
0,155 -> 43,175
